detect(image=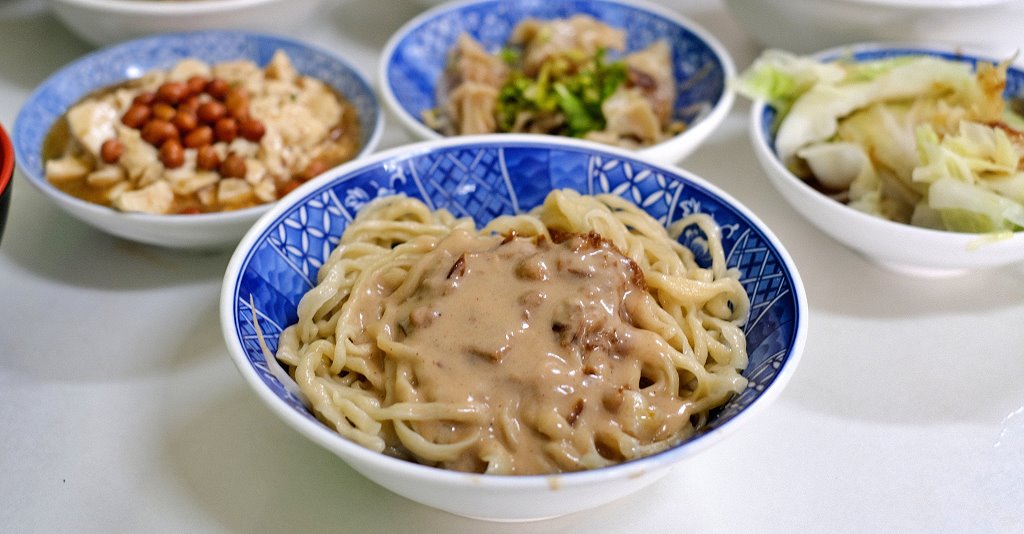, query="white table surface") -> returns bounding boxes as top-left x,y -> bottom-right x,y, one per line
1,1 -> 1022,532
